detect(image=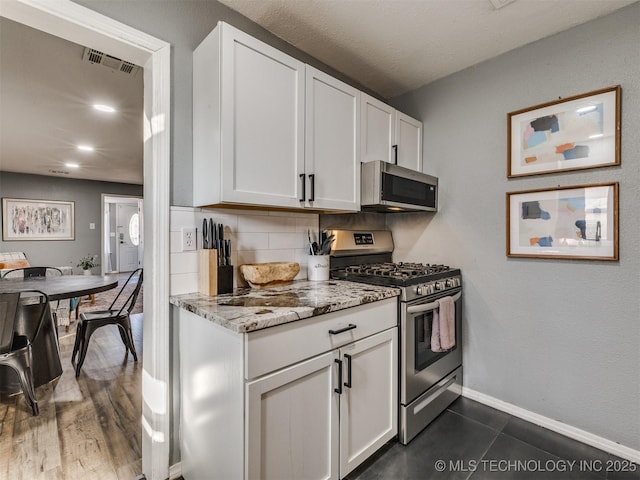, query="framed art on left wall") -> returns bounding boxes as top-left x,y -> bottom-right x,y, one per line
2,198 -> 75,241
